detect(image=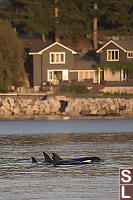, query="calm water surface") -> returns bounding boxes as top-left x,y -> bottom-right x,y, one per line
0,119 -> 133,200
